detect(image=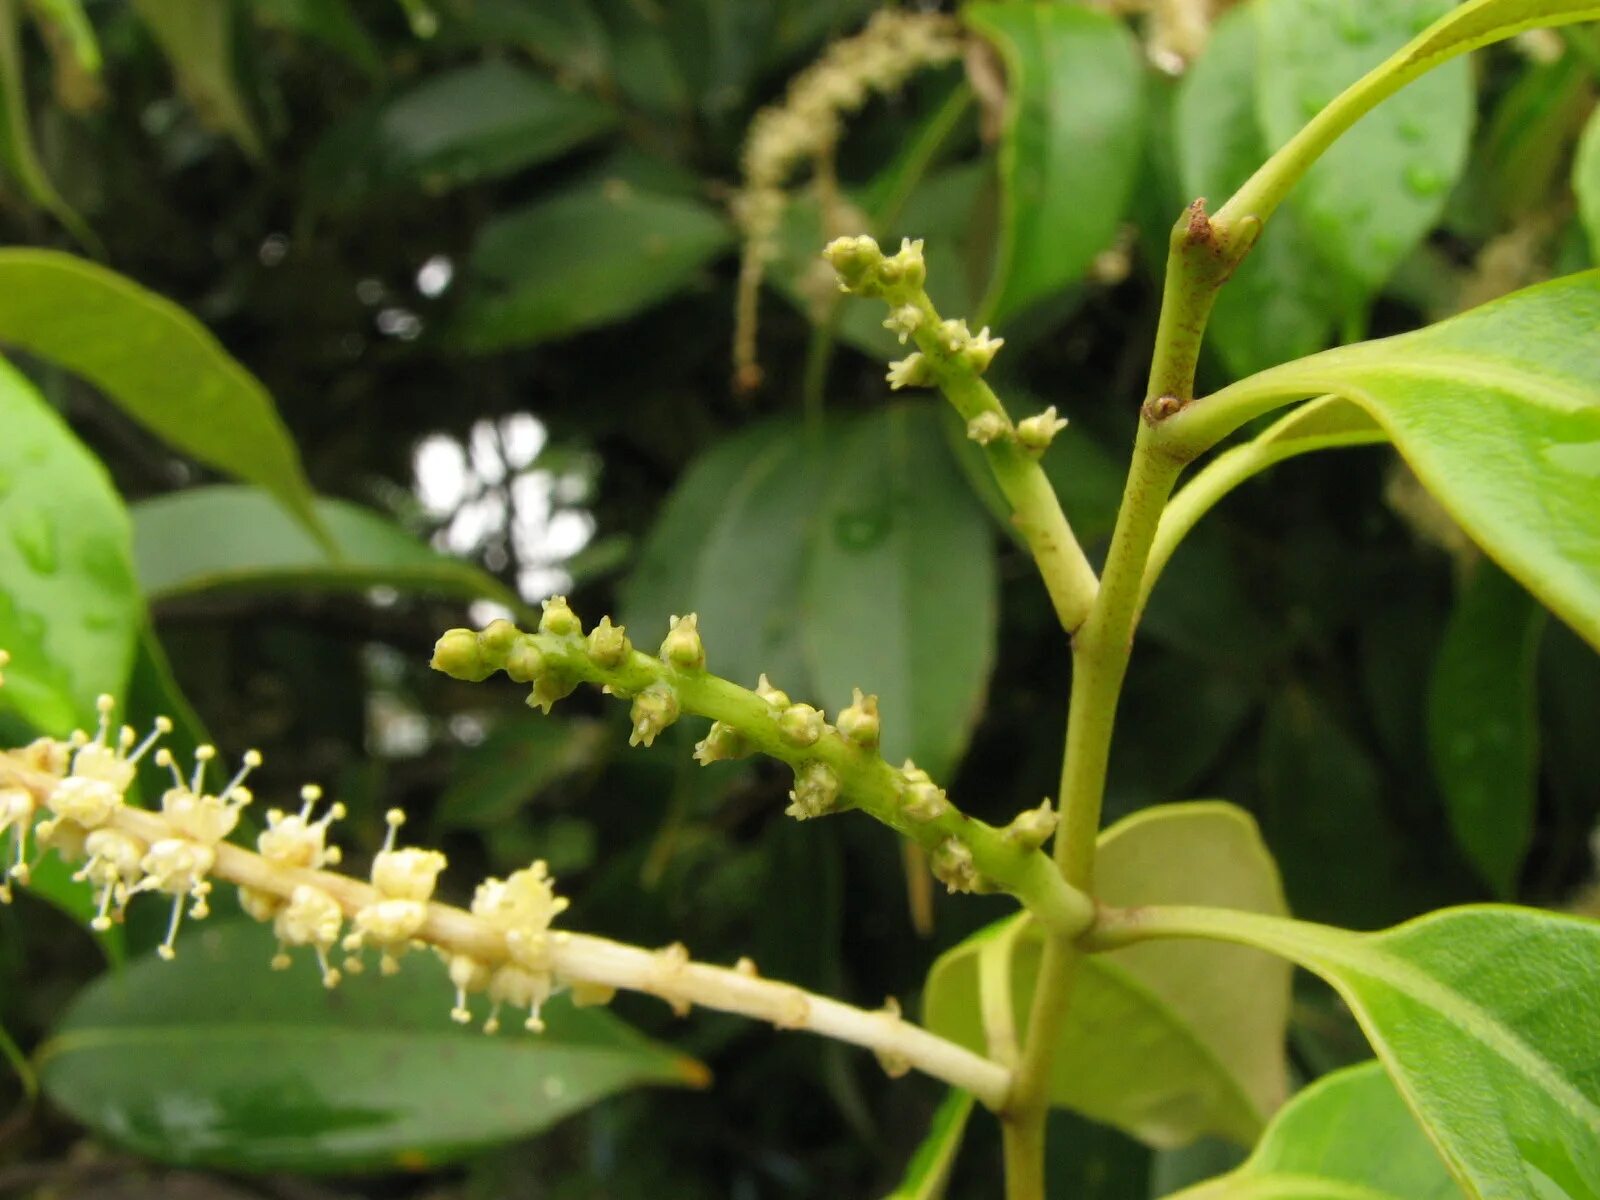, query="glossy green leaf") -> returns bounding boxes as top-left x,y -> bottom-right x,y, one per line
925,802 -> 1291,1148
131,0 -> 263,158
449,180 -> 731,352
132,485 -> 519,609
1190,271 -> 1600,652
38,920 -> 707,1172
306,61 -> 616,205
0,0 -> 92,245
1577,106 -> 1600,261
804,404 -> 996,780
0,358 -> 140,736
965,2 -> 1143,324
881,1090 -> 974,1200
434,0 -> 611,87
1429,561 -> 1545,898
1165,1061 -> 1457,1199
0,251 -> 328,549
1255,0 -> 1473,307
1178,5 -> 1336,377
1137,904 -> 1600,1197
253,0 -> 381,76
620,418 -> 824,692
